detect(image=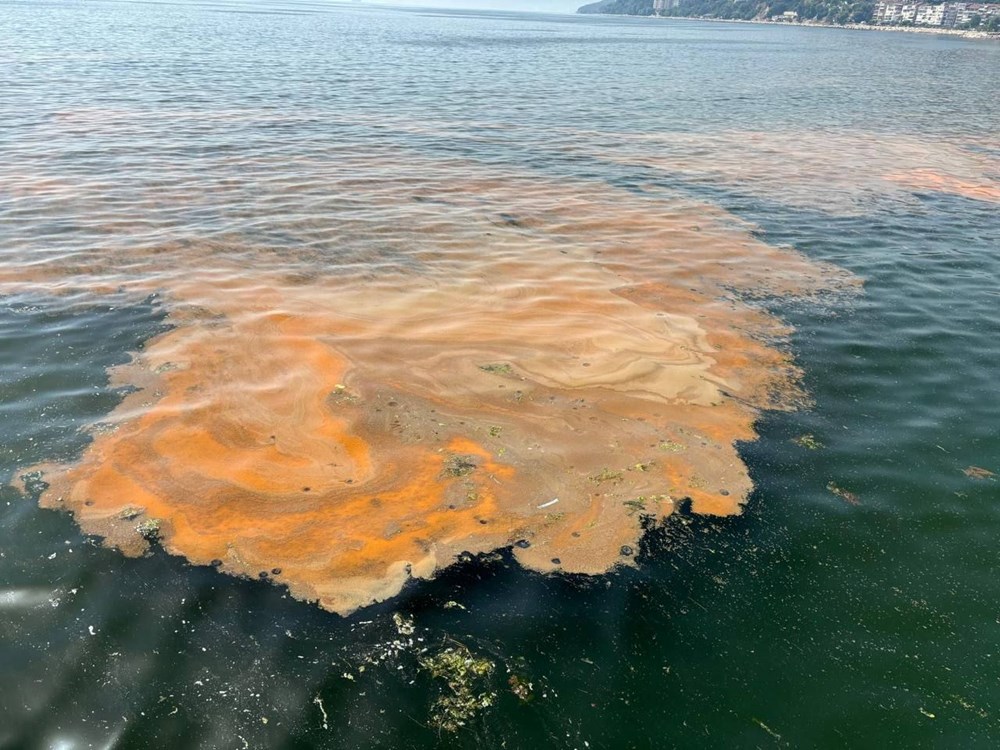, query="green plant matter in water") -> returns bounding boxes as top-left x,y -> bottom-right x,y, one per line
827,482 -> 860,505
443,455 -> 478,478
590,468 -> 624,484
393,612 -> 415,636
508,674 -> 533,701
623,494 -> 671,516
135,518 -> 162,540
623,498 -> 647,515
419,643 -> 496,732
792,434 -> 823,450
478,363 -> 514,376
658,441 -> 686,453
